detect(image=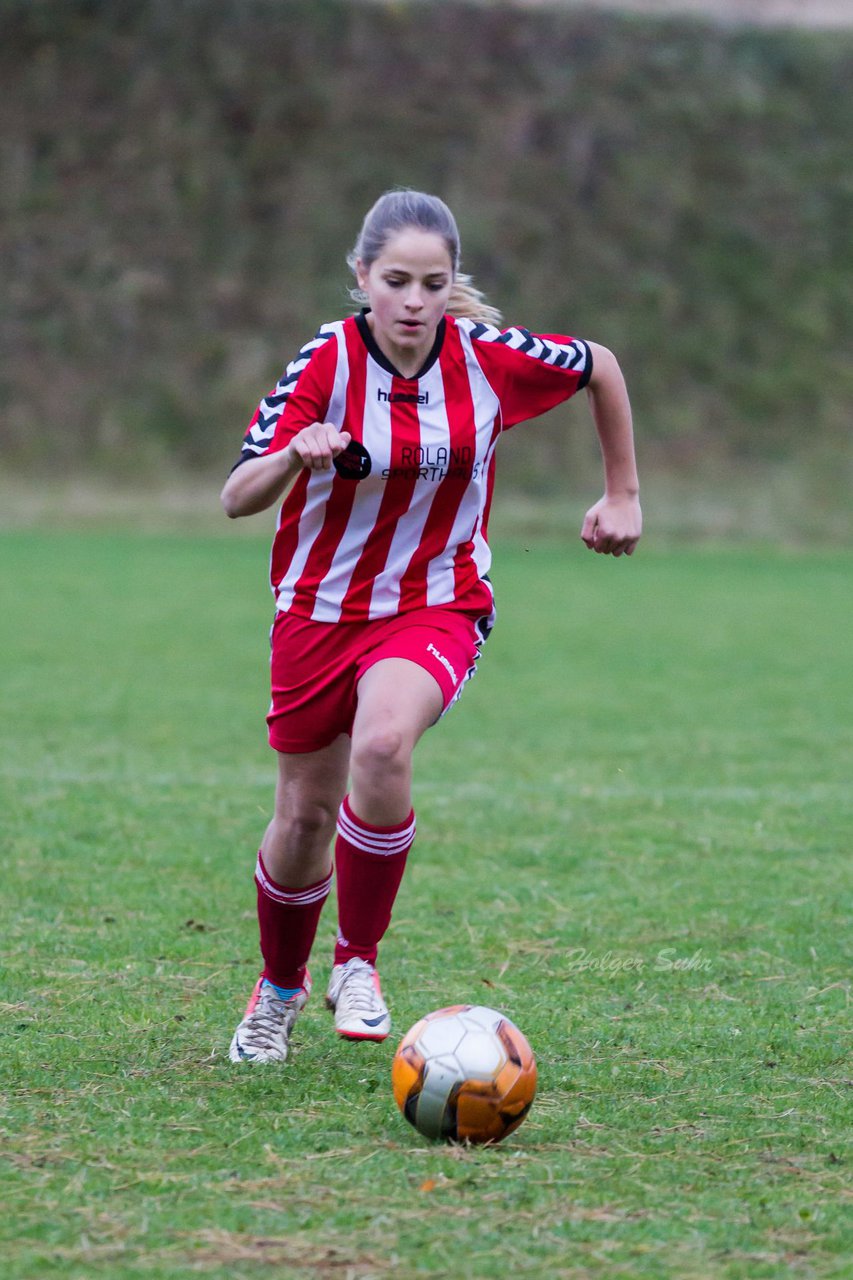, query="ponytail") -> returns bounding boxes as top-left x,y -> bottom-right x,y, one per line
446,273 -> 503,327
